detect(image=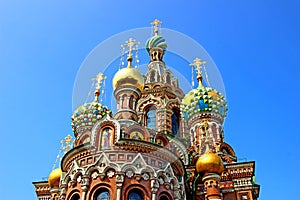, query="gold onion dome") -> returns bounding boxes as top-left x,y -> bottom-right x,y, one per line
112,57 -> 144,91
196,151 -> 224,175
48,168 -> 62,188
